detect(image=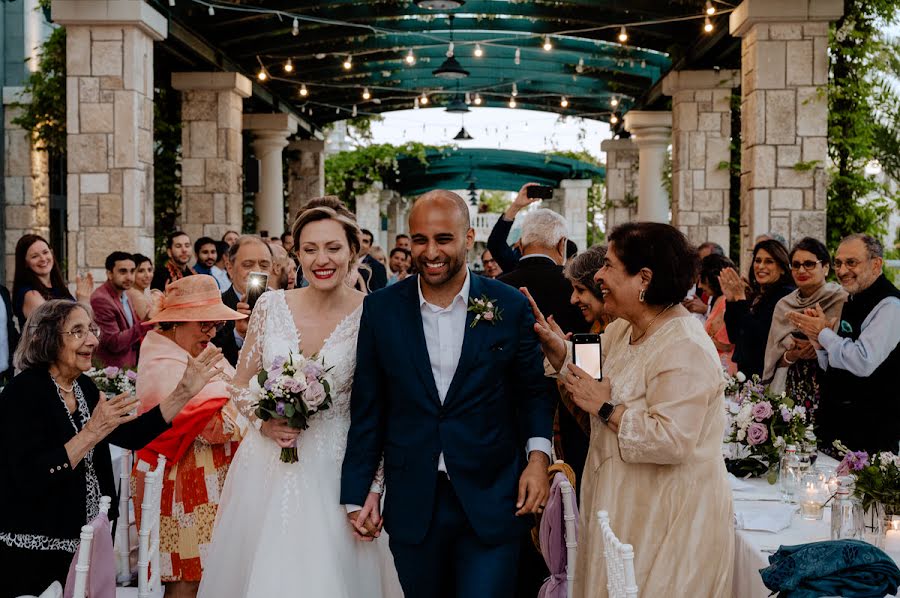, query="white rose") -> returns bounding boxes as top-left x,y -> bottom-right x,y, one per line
736,429 -> 746,442
736,372 -> 747,383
